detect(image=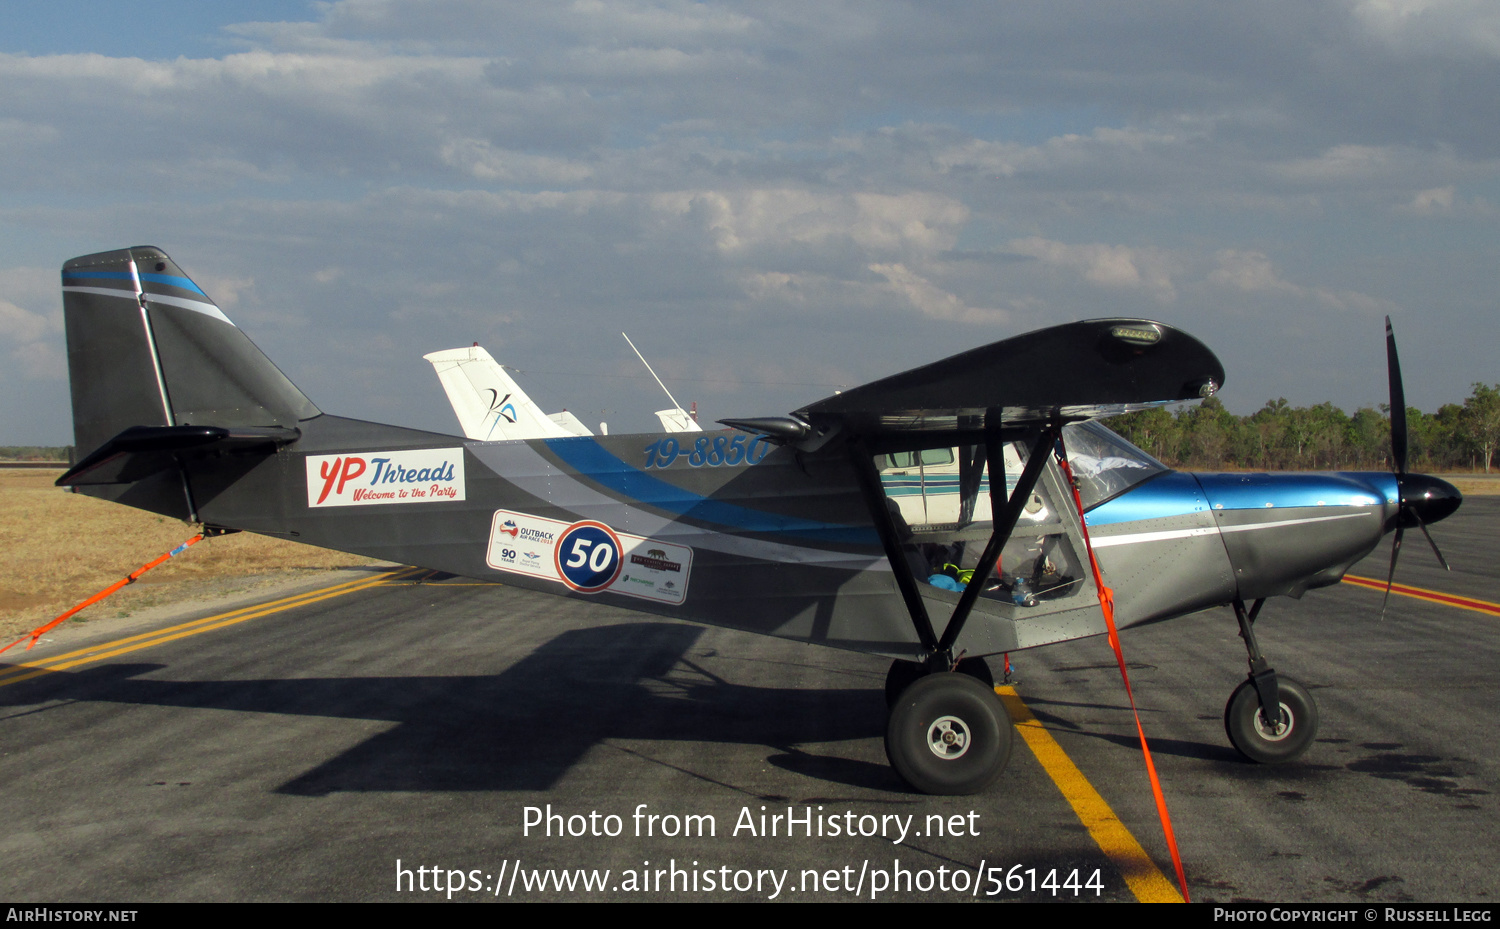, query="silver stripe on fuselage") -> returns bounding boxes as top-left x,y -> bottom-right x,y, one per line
1090,509 -> 1372,549
1088,525 -> 1219,548
63,286 -> 233,325
1217,511 -> 1373,534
